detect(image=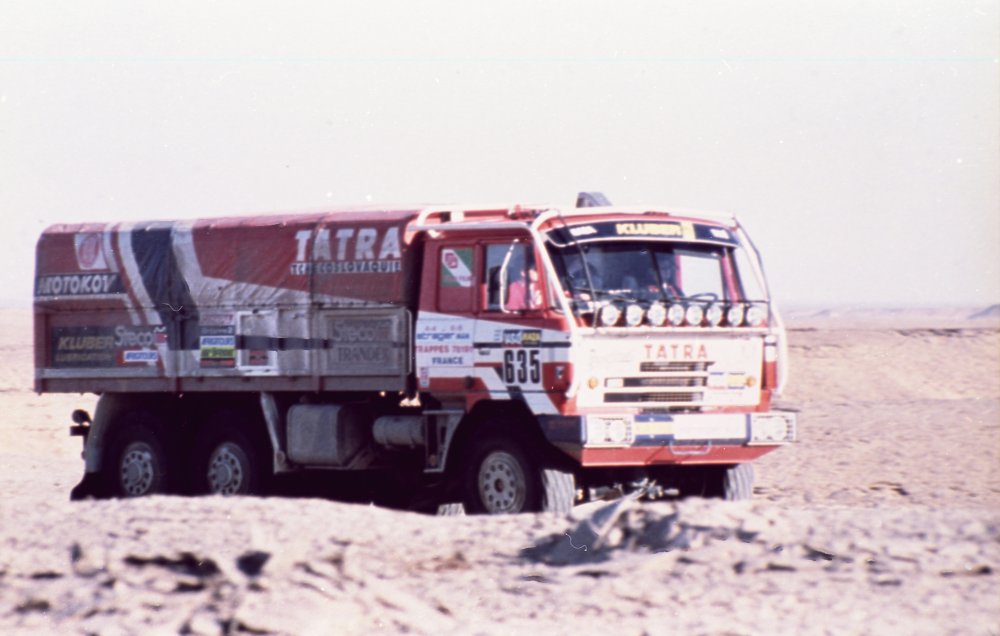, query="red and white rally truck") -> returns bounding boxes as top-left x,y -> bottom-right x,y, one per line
35,193 -> 795,512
